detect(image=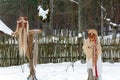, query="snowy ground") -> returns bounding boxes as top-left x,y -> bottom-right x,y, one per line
0,61 -> 120,80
